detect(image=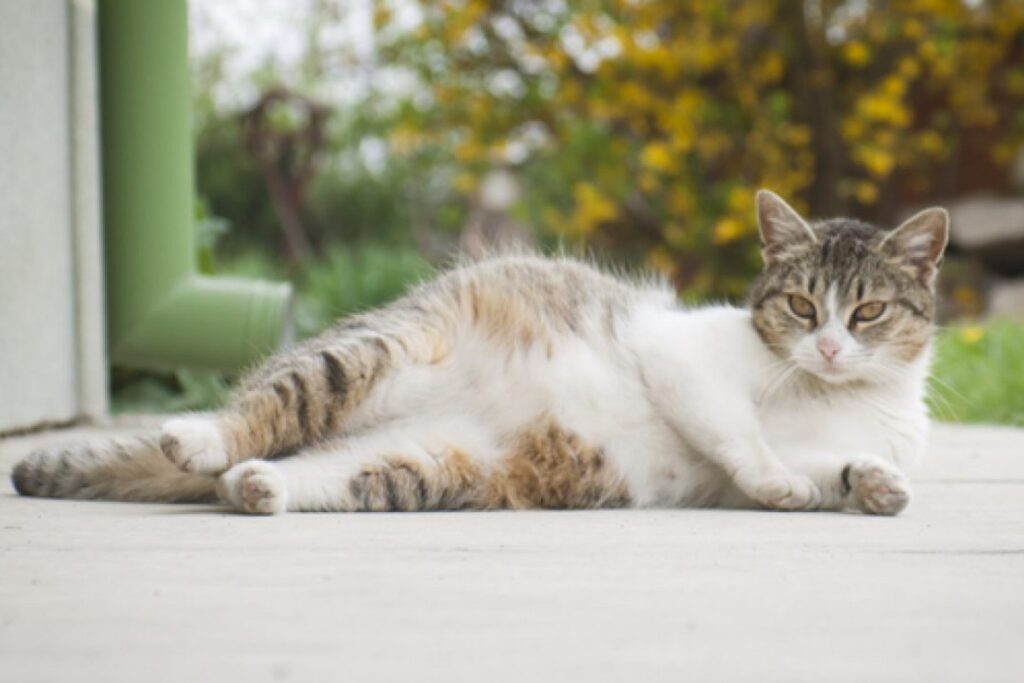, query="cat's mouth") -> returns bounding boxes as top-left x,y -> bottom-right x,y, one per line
802,359 -> 858,385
